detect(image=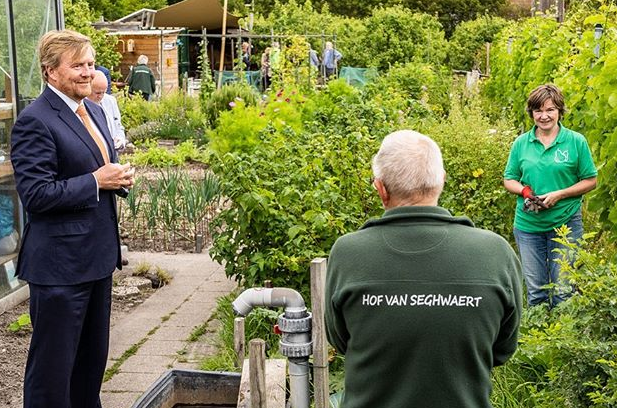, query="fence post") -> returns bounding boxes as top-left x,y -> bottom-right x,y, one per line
249,338 -> 267,408
234,317 -> 246,370
311,258 -> 329,408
